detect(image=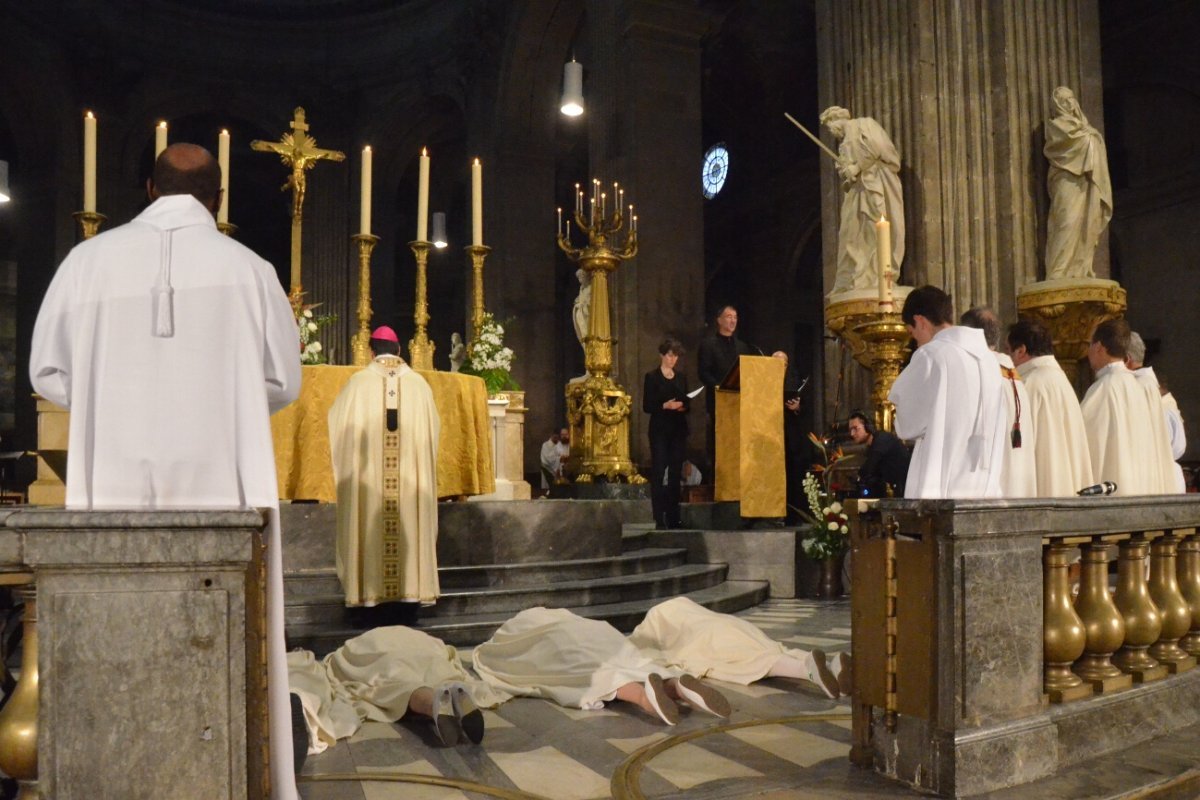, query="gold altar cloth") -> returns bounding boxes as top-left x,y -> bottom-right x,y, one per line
271,365 -> 495,501
713,355 -> 786,518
